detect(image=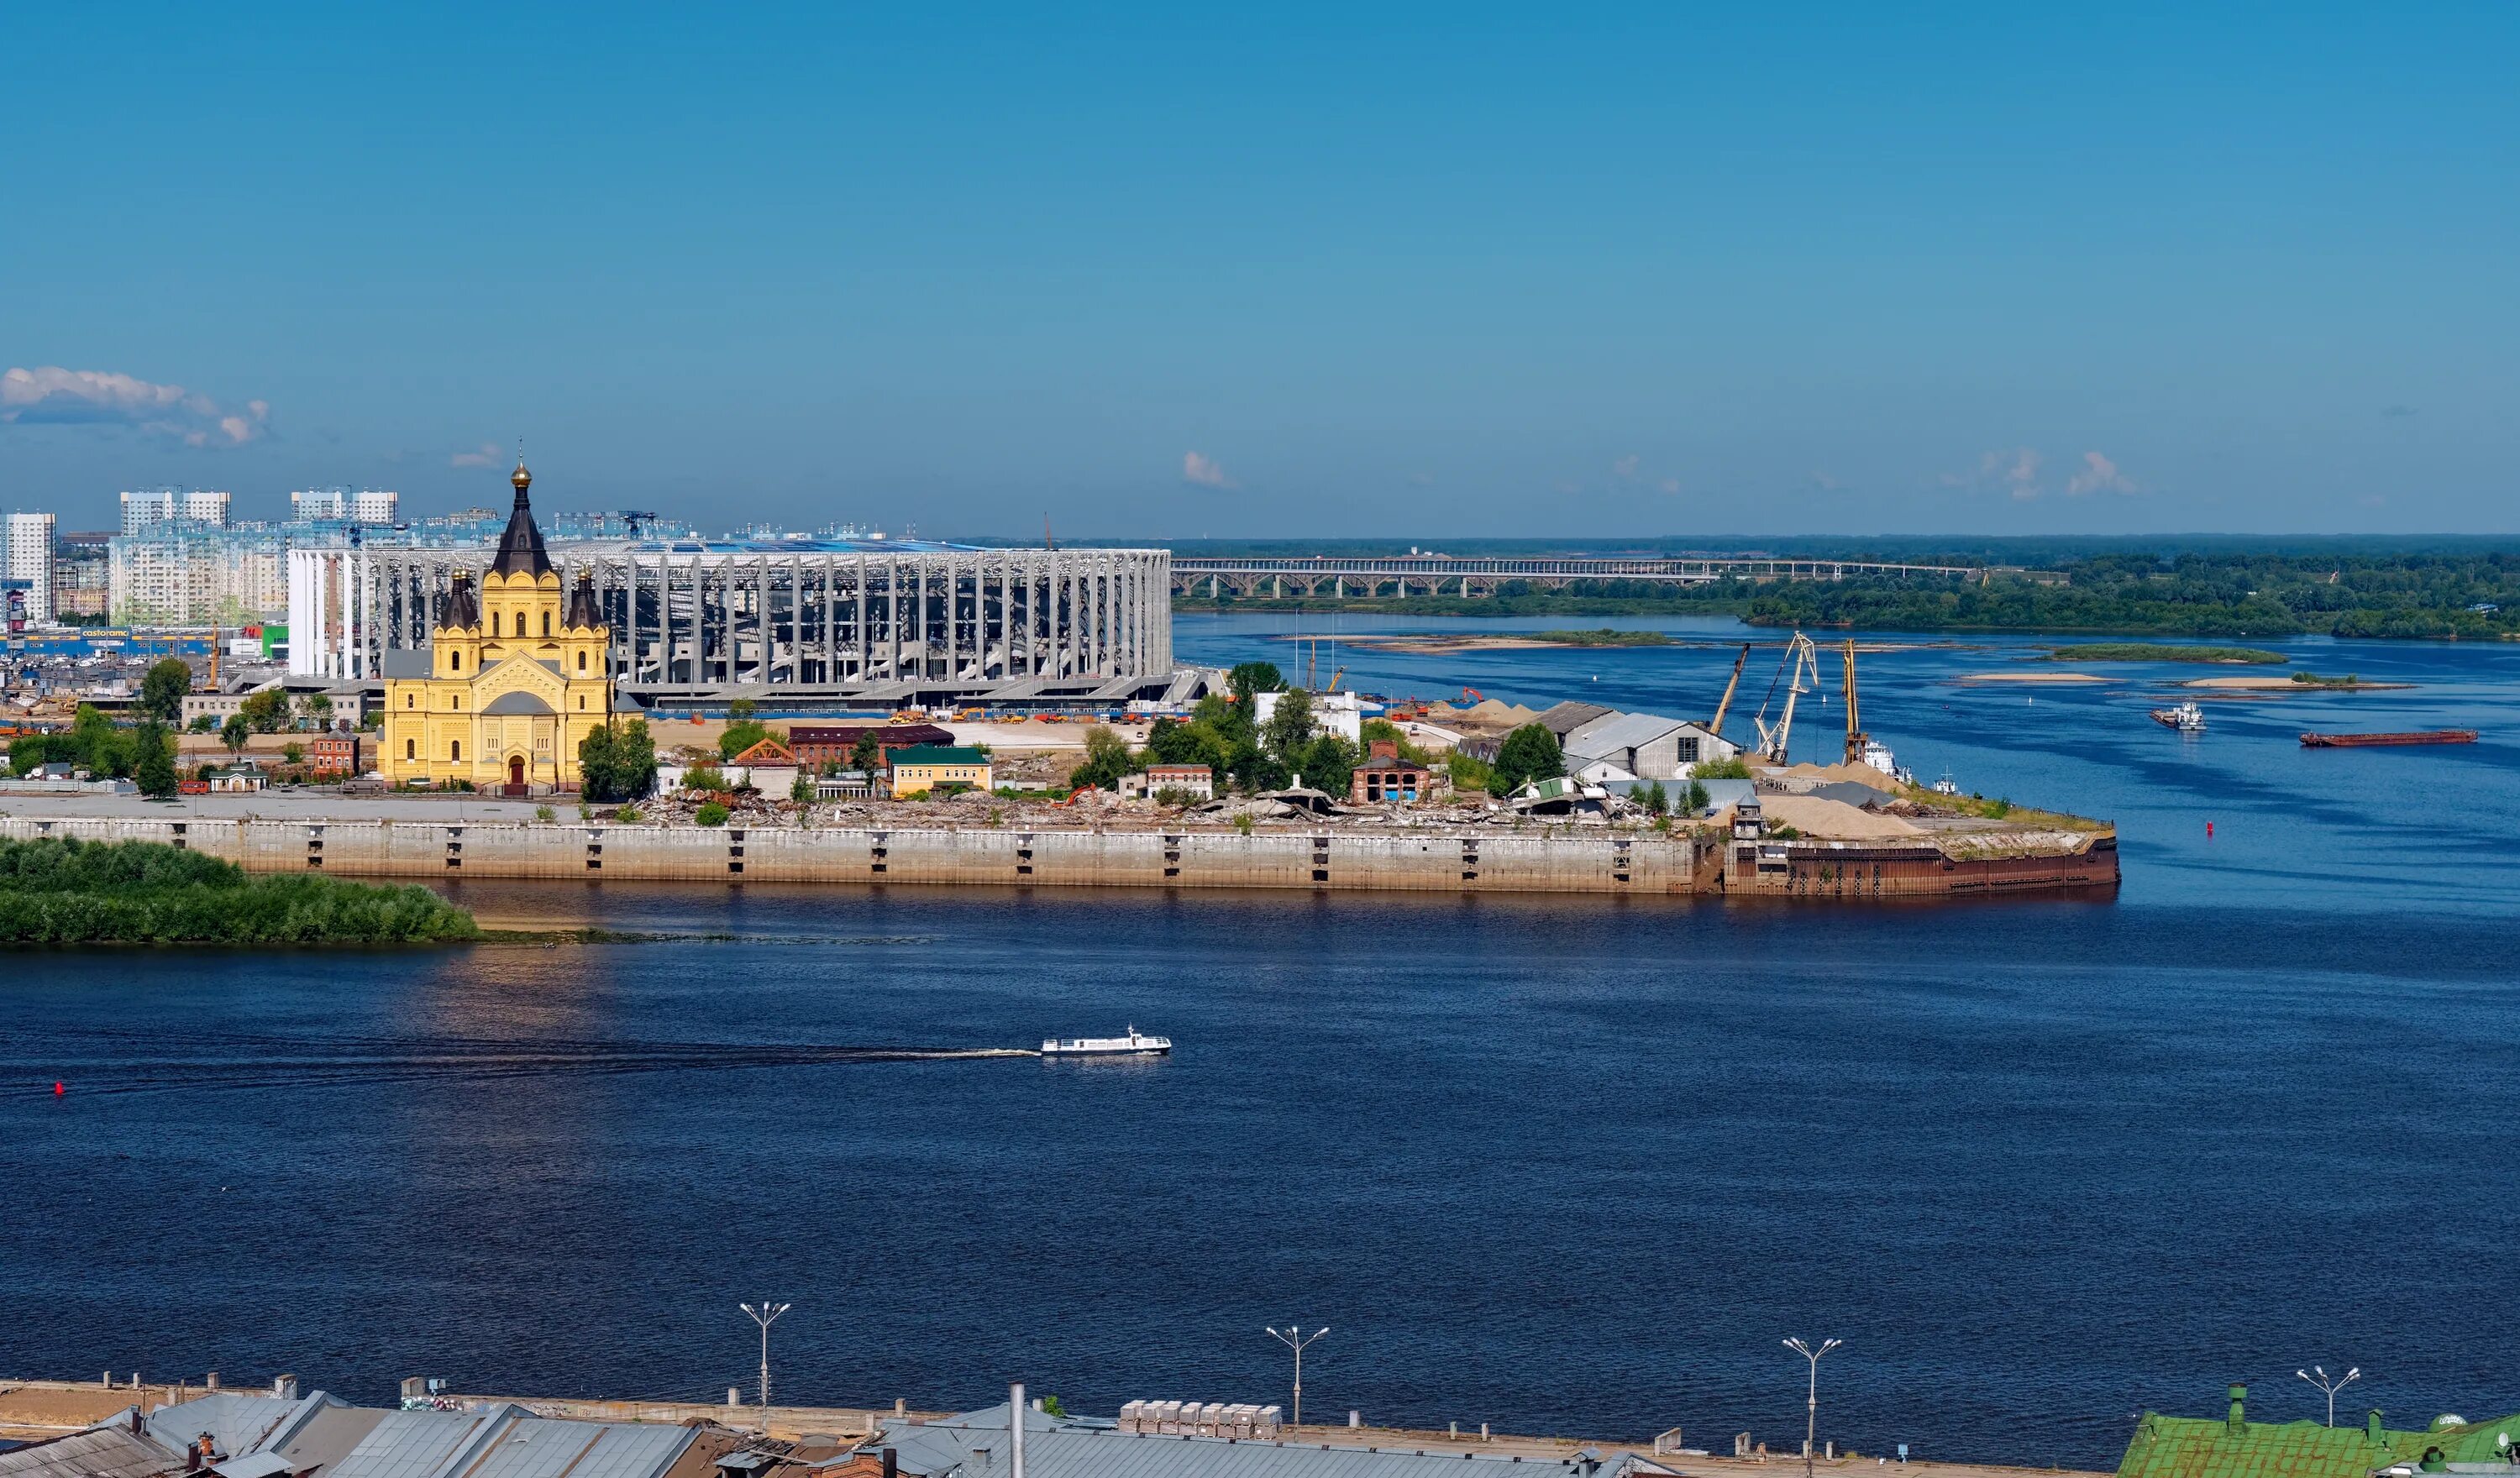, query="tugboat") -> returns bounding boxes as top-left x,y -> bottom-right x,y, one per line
1040,1026 -> 1172,1057
1931,770 -> 1961,797
2150,700 -> 2206,732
